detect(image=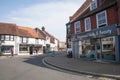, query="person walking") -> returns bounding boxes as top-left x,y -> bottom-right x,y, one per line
29,46 -> 33,55
35,48 -> 38,55
11,48 -> 14,56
